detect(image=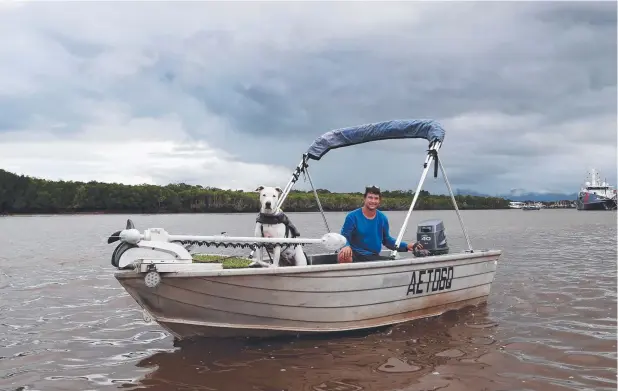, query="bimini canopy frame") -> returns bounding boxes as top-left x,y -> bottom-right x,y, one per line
271,119 -> 473,259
